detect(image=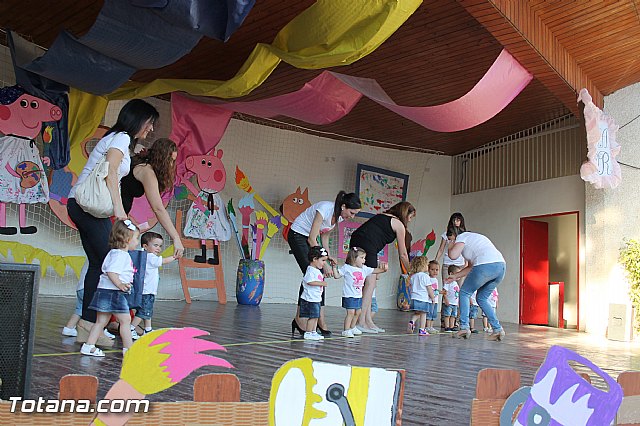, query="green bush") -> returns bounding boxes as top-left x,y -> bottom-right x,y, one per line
619,239 -> 640,333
